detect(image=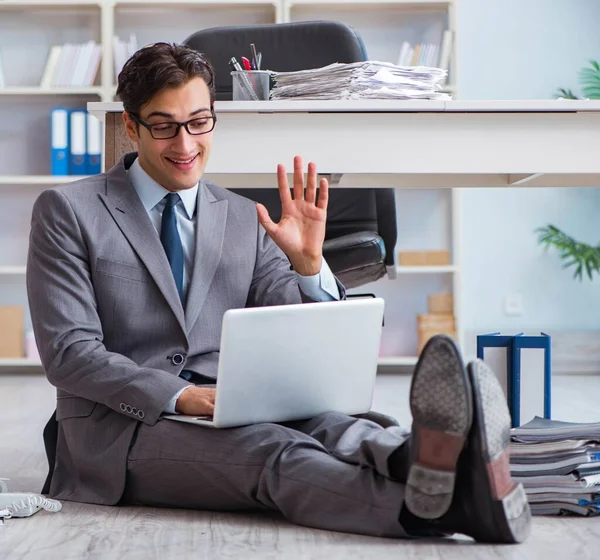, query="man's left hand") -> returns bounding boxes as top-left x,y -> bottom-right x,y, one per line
256,155 -> 328,276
